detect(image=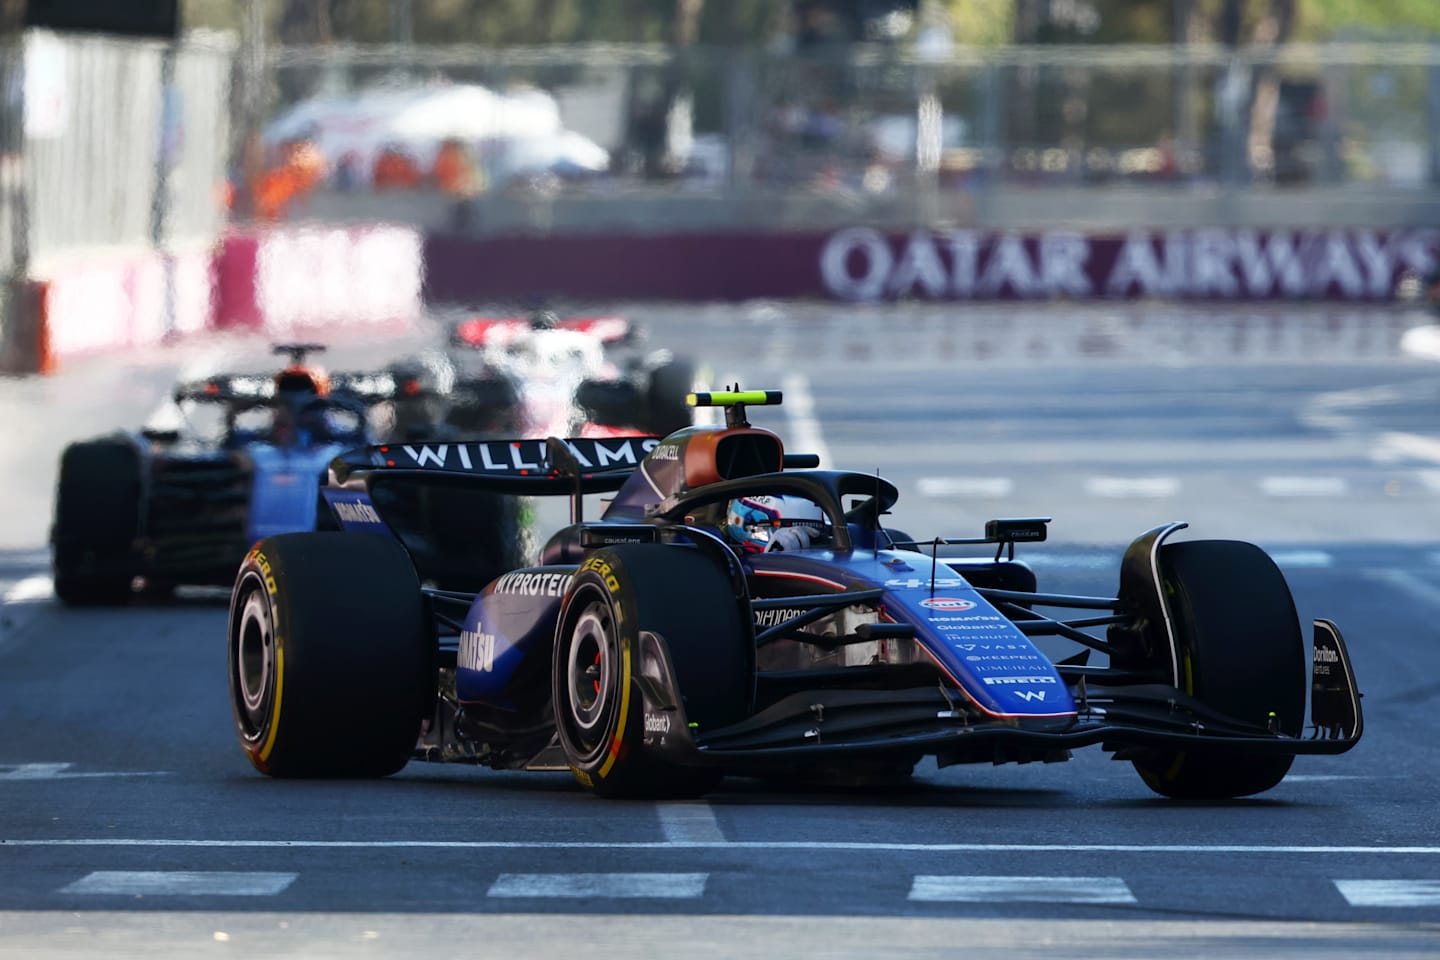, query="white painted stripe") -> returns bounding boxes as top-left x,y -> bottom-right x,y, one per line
1268,550 -> 1334,568
1260,476 -> 1349,496
3,574 -> 51,603
1084,476 -> 1179,498
0,763 -> 168,781
487,873 -> 707,899
657,802 -> 725,843
1335,879 -> 1440,907
910,875 -> 1135,904
781,373 -> 831,470
60,871 -> 296,896
1371,432 -> 1440,464
917,477 -> 1014,498
7,839 -> 1430,855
